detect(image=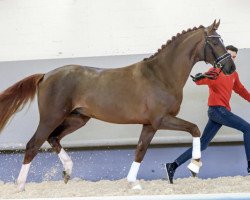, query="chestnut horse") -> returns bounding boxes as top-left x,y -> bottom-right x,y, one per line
0,20 -> 235,191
